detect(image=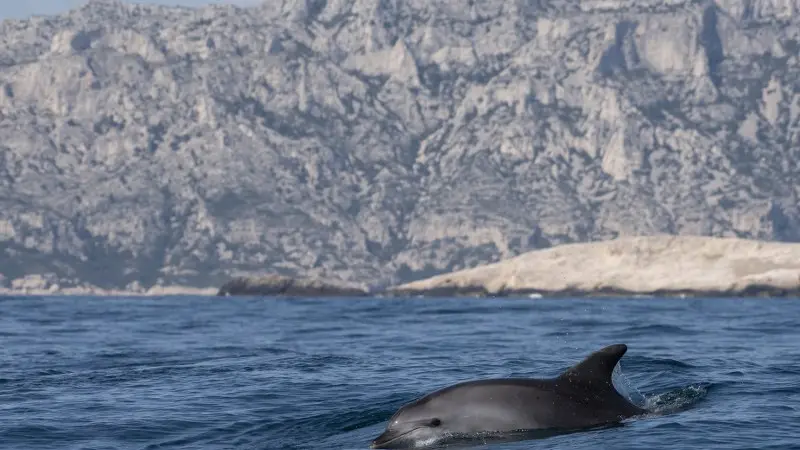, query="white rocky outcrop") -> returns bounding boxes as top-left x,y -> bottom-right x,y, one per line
390,236 -> 800,296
